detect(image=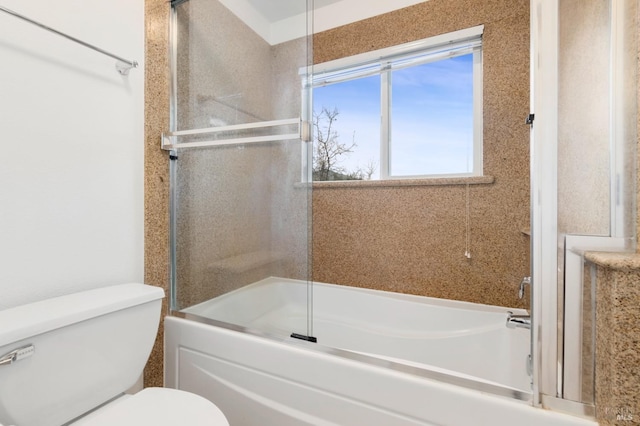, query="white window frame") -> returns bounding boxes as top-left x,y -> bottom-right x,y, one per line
309,25 -> 484,180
